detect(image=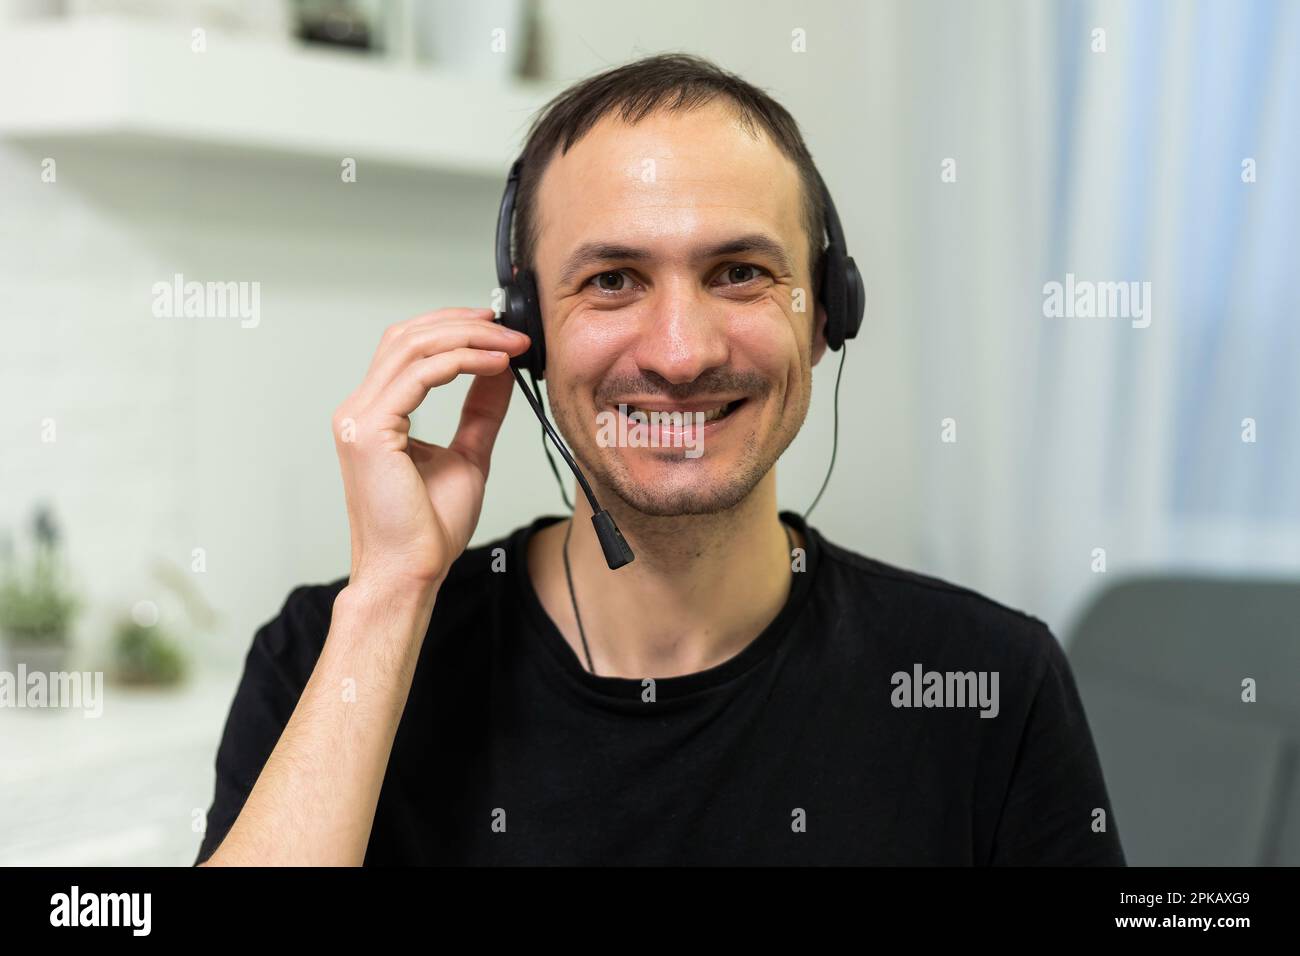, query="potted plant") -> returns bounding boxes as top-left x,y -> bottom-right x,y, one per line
109,613 -> 187,687
0,506 -> 81,674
